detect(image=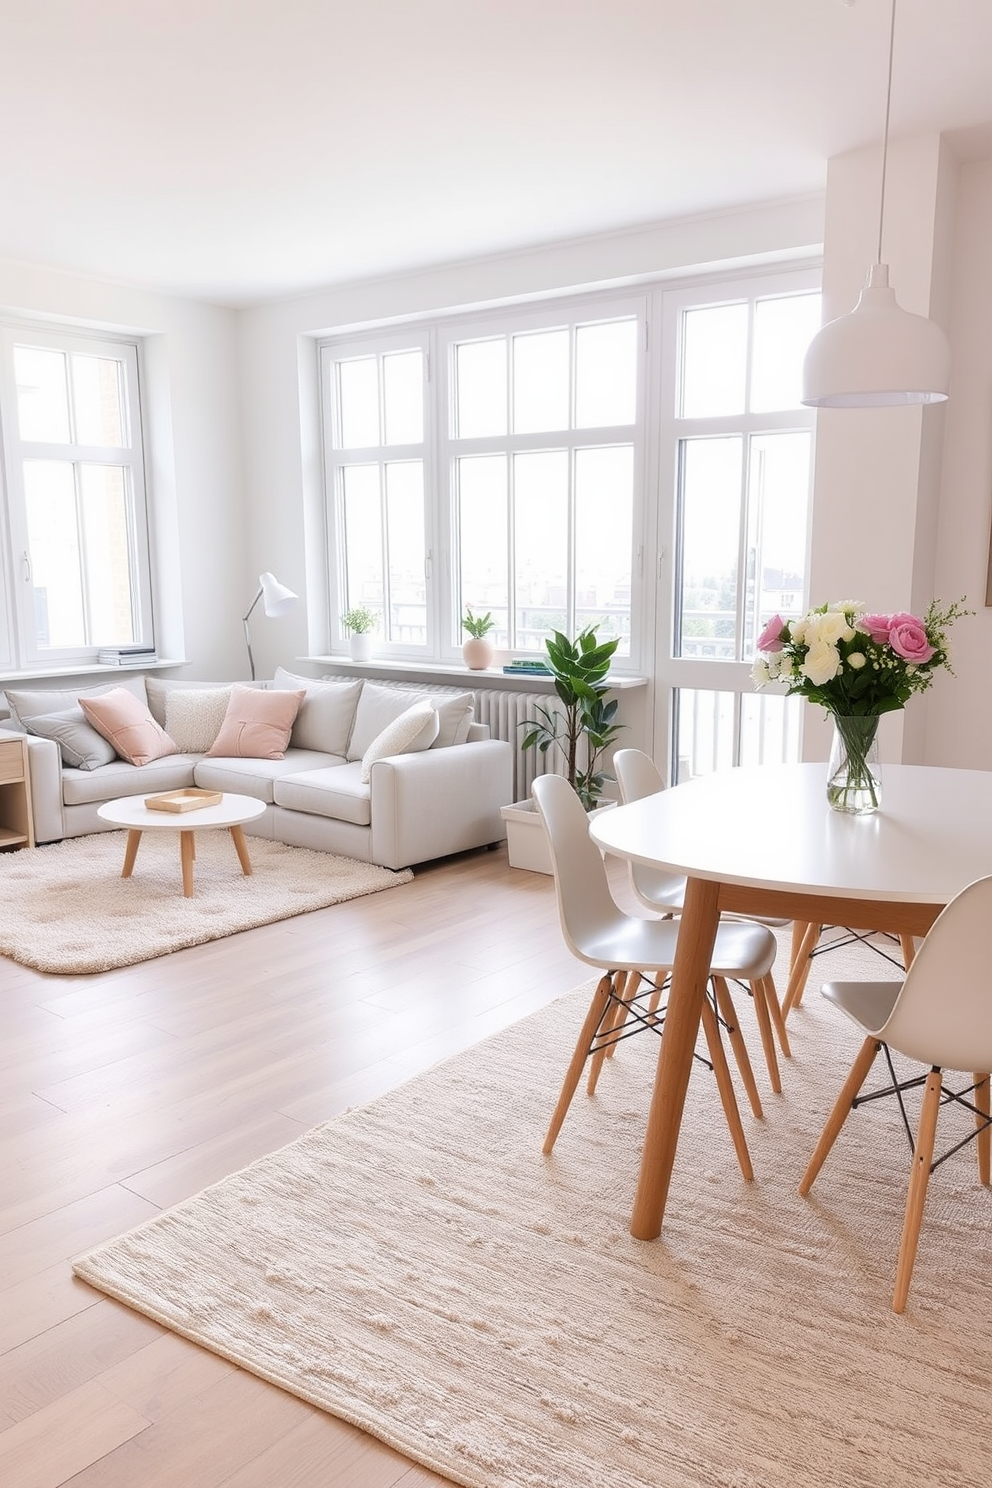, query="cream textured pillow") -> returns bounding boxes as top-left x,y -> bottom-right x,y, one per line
360,700 -> 439,783
164,687 -> 233,753
78,688 -> 178,767
206,685 -> 305,760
